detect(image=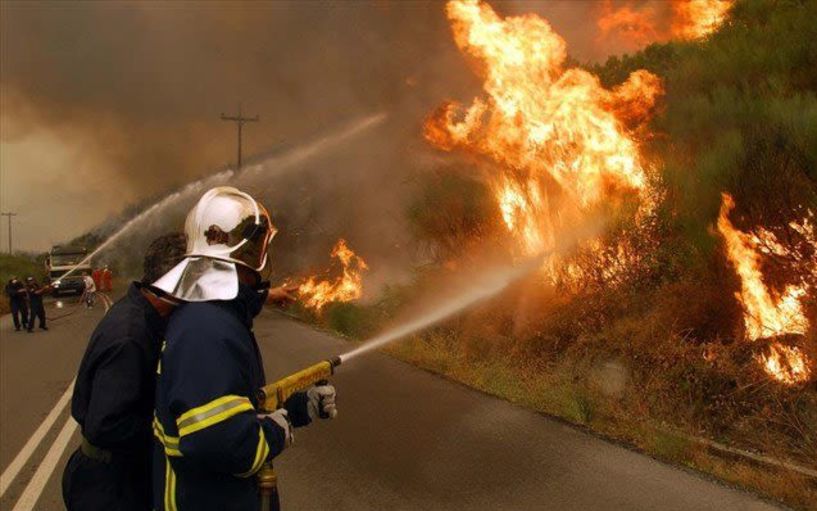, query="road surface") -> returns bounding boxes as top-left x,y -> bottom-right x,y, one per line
0,298 -> 782,510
